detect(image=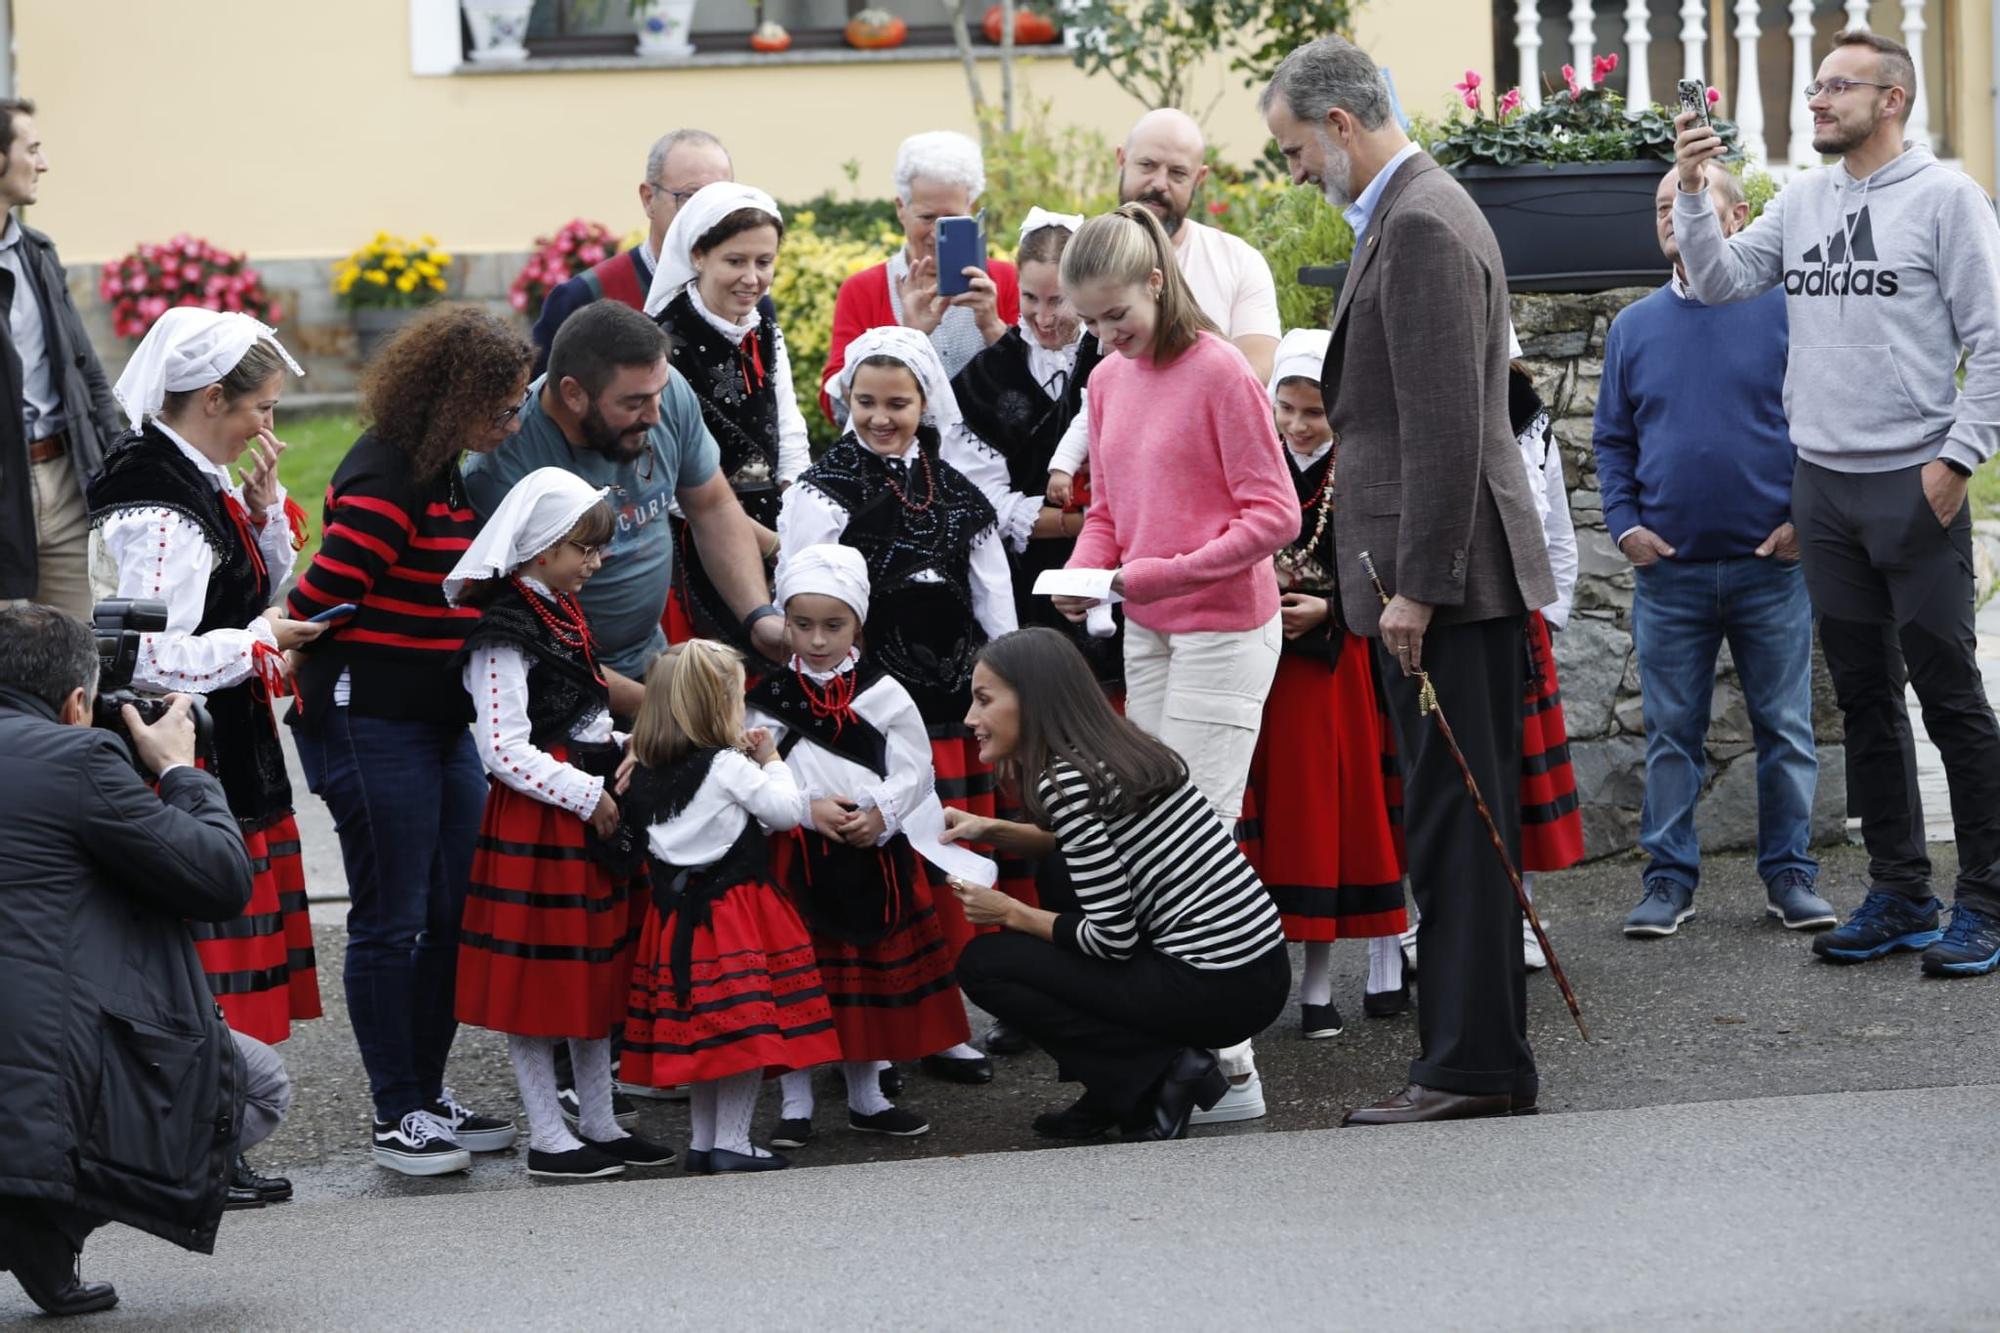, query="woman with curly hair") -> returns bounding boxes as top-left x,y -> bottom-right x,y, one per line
283,305 -> 531,1177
